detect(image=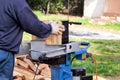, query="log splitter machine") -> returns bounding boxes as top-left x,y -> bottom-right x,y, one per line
19,21 -> 94,80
